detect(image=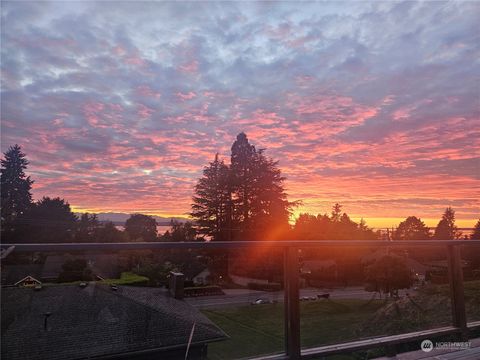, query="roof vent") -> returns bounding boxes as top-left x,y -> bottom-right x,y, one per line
43,312 -> 52,331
